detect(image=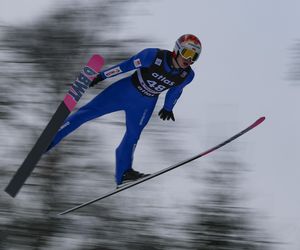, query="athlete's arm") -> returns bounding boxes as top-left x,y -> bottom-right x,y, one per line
90,48 -> 158,87
162,69 -> 195,111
